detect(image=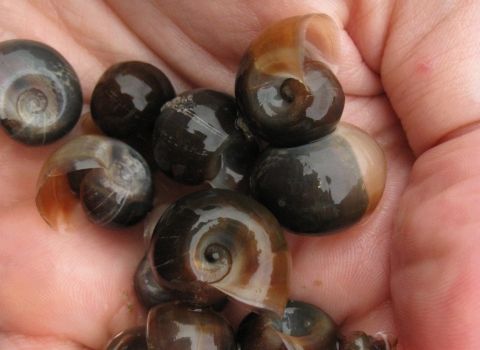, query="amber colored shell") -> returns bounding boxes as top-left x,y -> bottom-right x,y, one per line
235,14 -> 344,146
36,135 -> 154,231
